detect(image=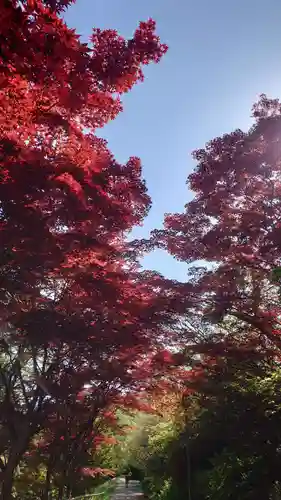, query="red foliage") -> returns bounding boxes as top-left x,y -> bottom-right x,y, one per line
81,467 -> 115,478
0,1 -> 171,497
147,95 -> 281,360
